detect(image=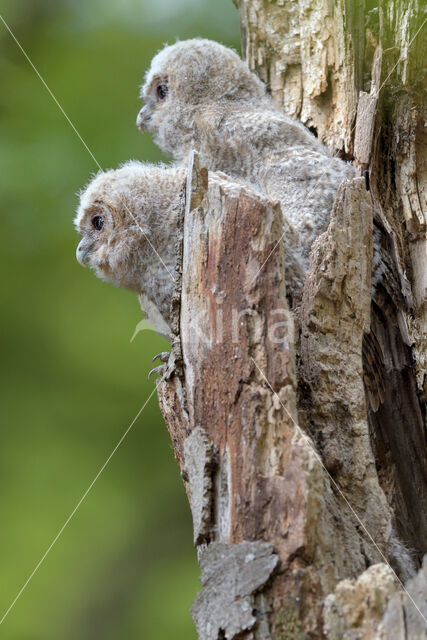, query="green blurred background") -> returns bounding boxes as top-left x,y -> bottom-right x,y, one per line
0,1 -> 239,637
